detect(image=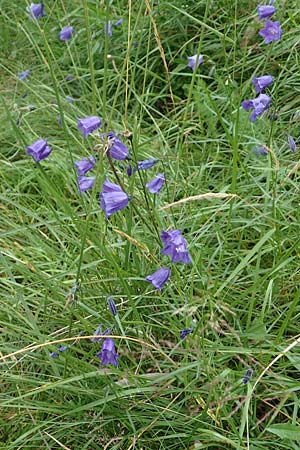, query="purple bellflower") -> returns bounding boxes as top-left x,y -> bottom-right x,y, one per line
100,180 -> 129,218
77,116 -> 101,137
74,156 -> 96,176
59,26 -> 74,42
146,267 -> 171,291
242,368 -> 253,384
115,18 -> 123,27
257,5 -> 276,20
180,328 -> 193,340
65,74 -> 73,81
136,158 -> 159,171
104,21 -> 112,38
78,176 -> 95,193
259,20 -> 282,44
146,173 -> 165,194
127,165 -> 133,177
91,325 -> 112,343
187,54 -> 203,70
161,229 -> 191,264
58,345 -> 67,352
109,136 -> 129,160
241,93 -> 271,122
97,338 -> 119,367
26,138 -> 52,162
49,351 -> 59,358
288,135 -> 297,153
107,297 -> 118,316
253,145 -> 269,156
252,75 -> 273,93
18,70 -> 30,81
26,3 -> 44,20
